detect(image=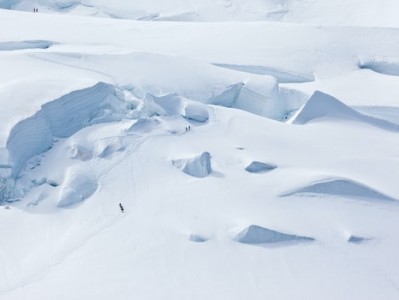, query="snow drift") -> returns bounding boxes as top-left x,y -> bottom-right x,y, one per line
235,225 -> 314,244
292,91 -> 399,131
280,178 -> 396,201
